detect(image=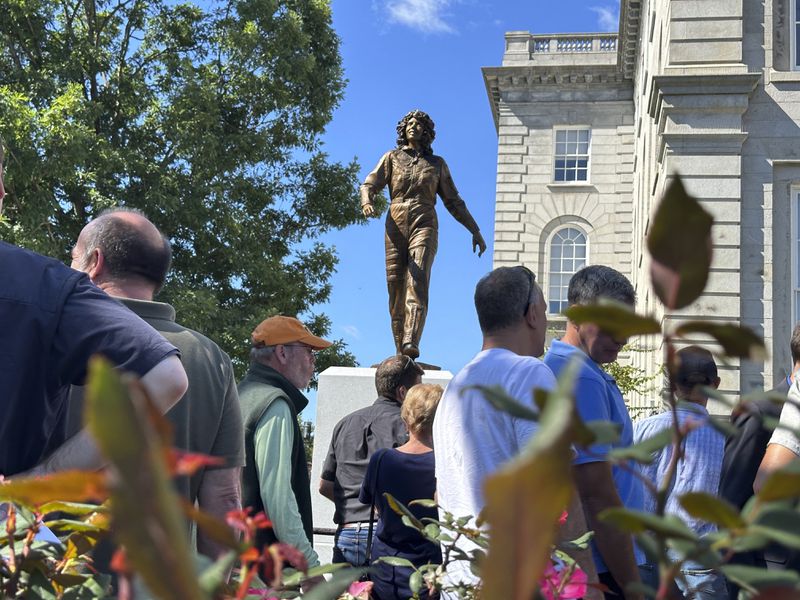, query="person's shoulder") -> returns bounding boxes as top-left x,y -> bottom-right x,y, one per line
0,242 -> 83,304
